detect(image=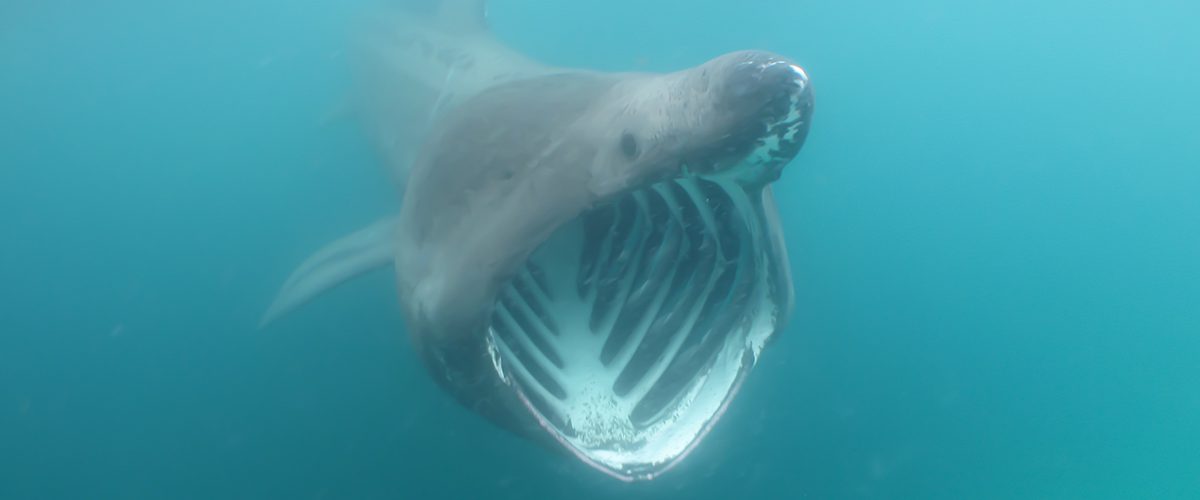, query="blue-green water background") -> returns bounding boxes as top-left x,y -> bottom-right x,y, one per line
2,0 -> 1198,498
